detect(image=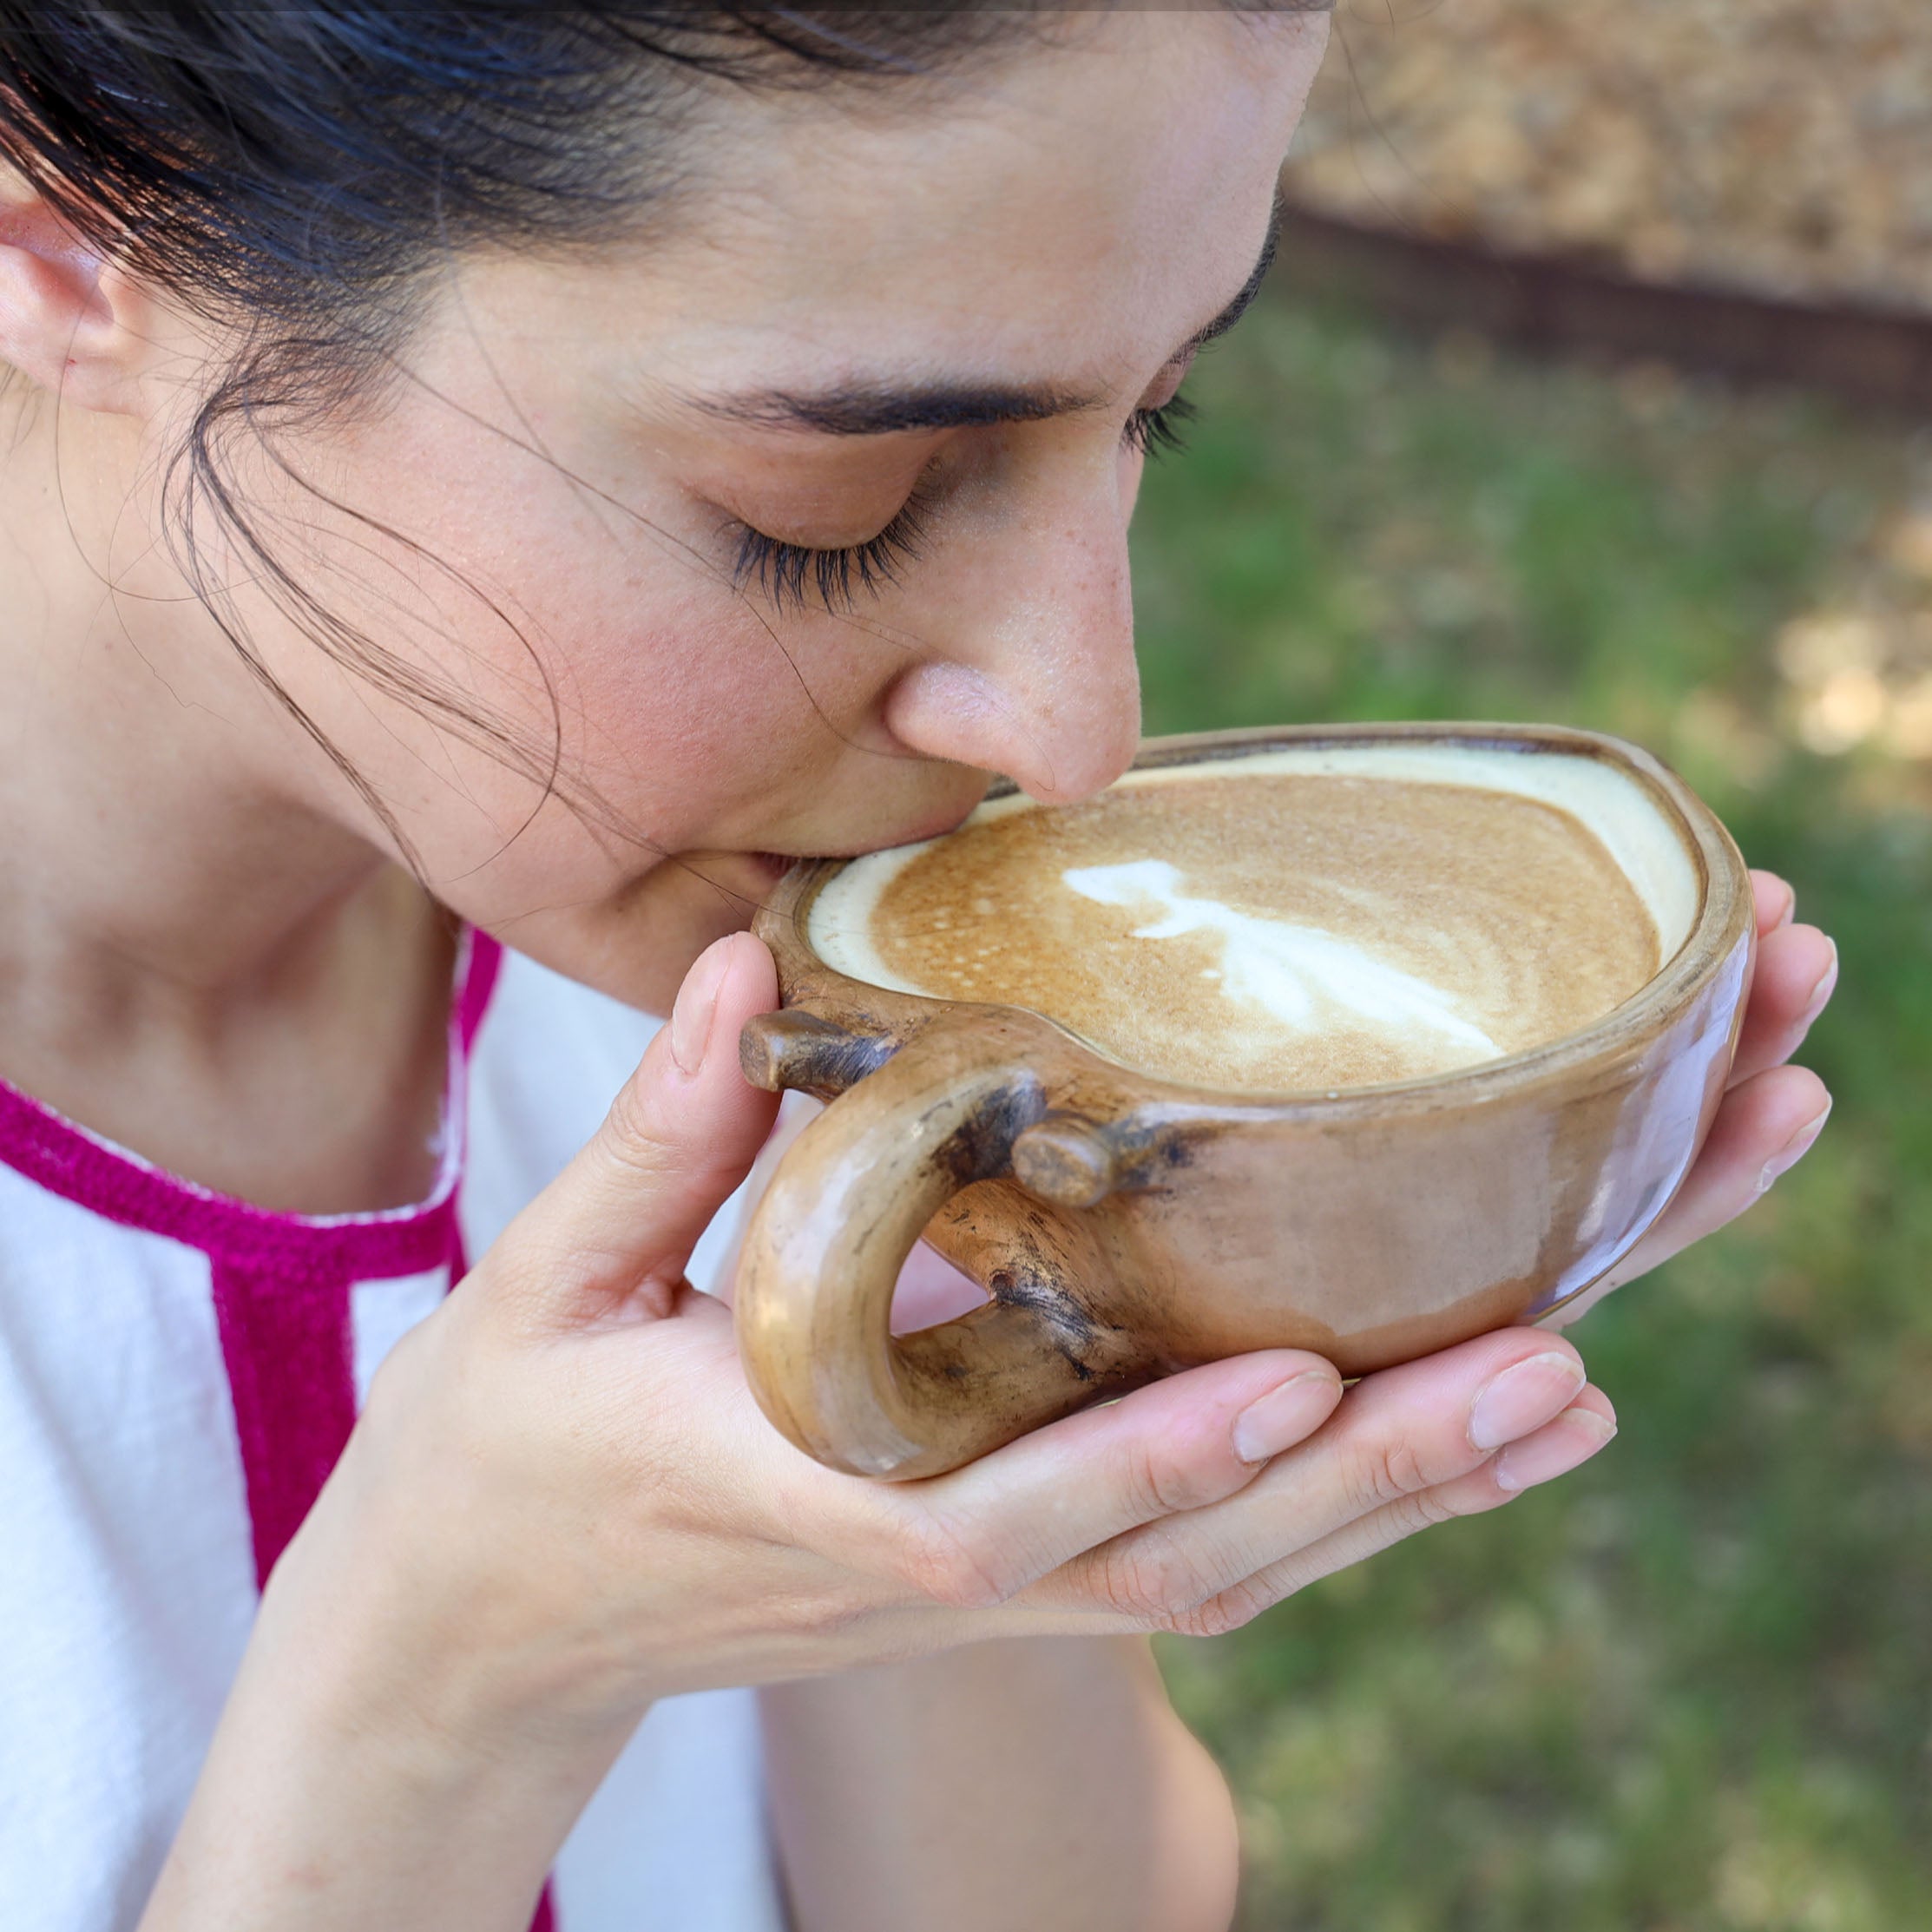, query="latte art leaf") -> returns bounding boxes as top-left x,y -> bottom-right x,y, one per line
1061,858 -> 1502,1061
